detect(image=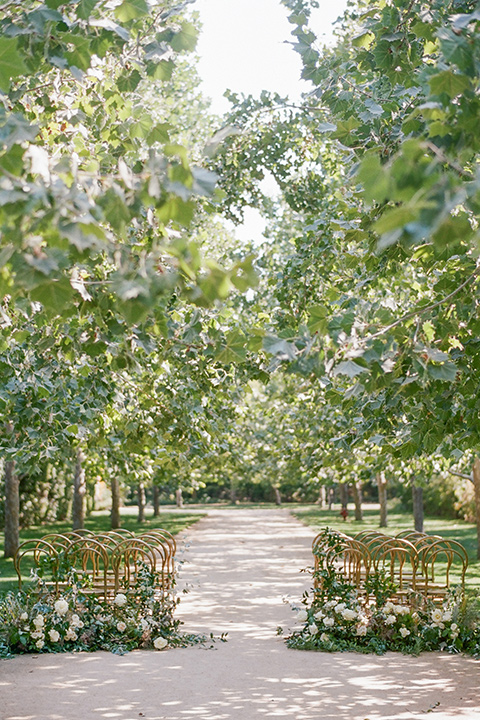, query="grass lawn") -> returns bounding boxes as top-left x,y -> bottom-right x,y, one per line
291,503 -> 480,591
0,507 -> 204,595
